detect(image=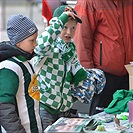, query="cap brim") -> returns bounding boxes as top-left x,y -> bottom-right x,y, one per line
76,16 -> 82,23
